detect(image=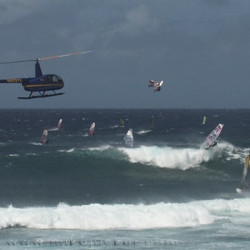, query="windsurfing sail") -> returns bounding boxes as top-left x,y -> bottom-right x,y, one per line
202,116 -> 206,125
241,155 -> 249,187
41,129 -> 48,144
89,122 -> 95,136
120,118 -> 124,127
237,154 -> 250,193
124,129 -> 134,147
48,118 -> 62,131
57,119 -> 62,130
206,123 -> 224,148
